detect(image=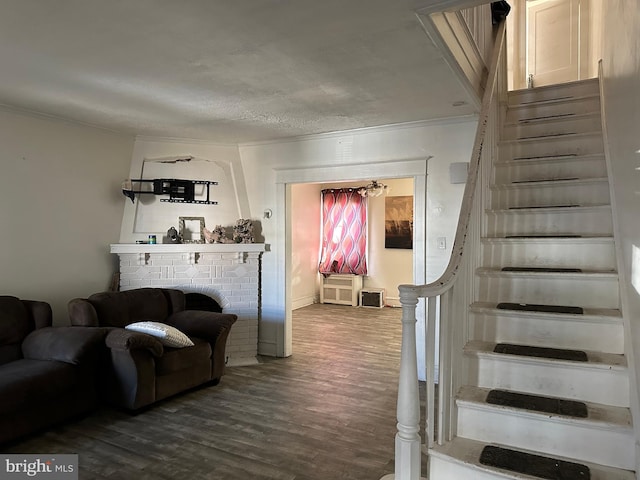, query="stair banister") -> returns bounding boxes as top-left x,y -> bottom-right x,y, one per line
383,19 -> 506,480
